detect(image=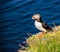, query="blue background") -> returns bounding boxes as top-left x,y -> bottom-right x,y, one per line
0,0 -> 60,52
